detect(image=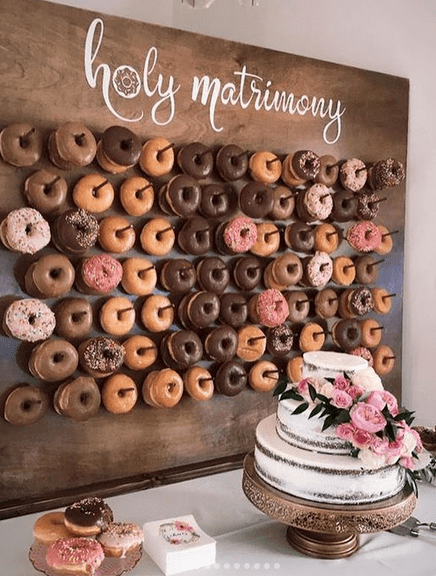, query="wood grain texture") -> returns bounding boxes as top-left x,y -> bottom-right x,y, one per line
0,0 -> 408,516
